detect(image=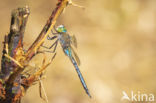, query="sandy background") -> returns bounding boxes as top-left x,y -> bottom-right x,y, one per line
0,0 -> 156,103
